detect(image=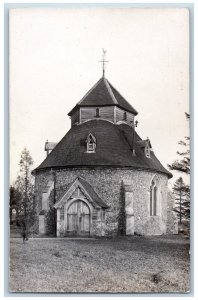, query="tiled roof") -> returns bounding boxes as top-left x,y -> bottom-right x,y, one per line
68,77 -> 138,116
54,177 -> 109,209
78,177 -> 109,208
35,119 -> 172,178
